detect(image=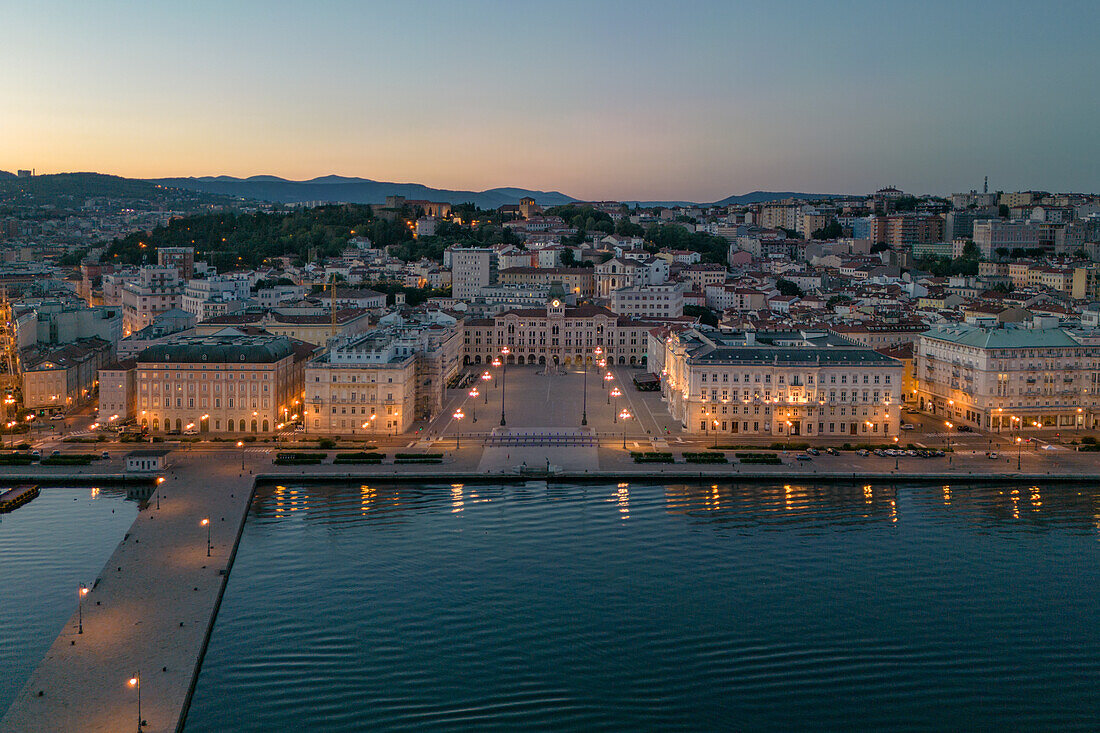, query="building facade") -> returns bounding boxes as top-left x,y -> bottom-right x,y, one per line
462,300 -> 658,367
661,329 -> 903,438
915,324 -> 1100,431
134,332 -> 315,434
304,316 -> 462,435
